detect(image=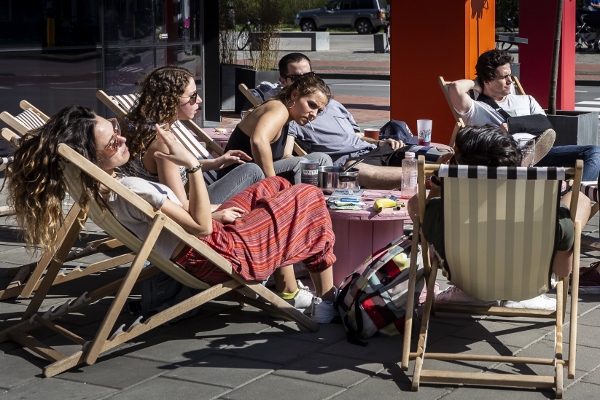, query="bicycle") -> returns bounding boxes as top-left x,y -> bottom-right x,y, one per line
237,17 -> 261,52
